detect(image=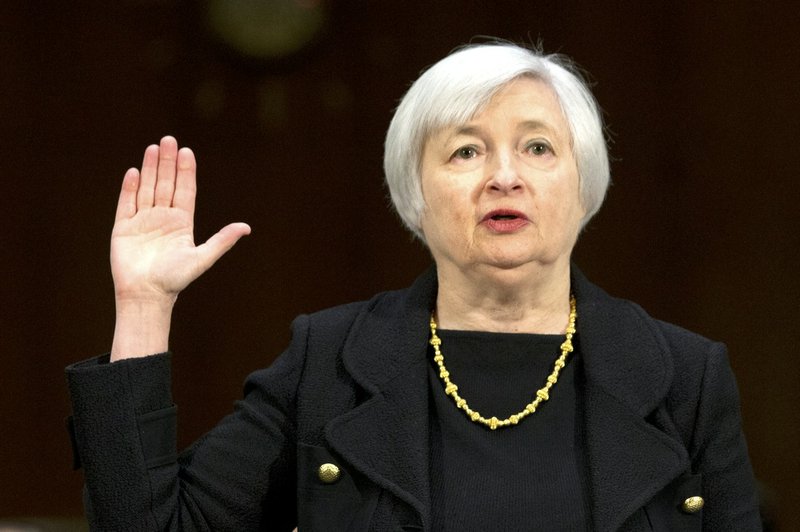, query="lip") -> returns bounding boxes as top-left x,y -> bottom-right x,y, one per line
481,209 -> 529,222
481,209 -> 530,233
